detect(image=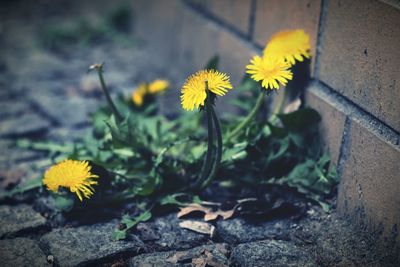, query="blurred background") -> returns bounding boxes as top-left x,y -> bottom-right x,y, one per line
0,0 -> 399,248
